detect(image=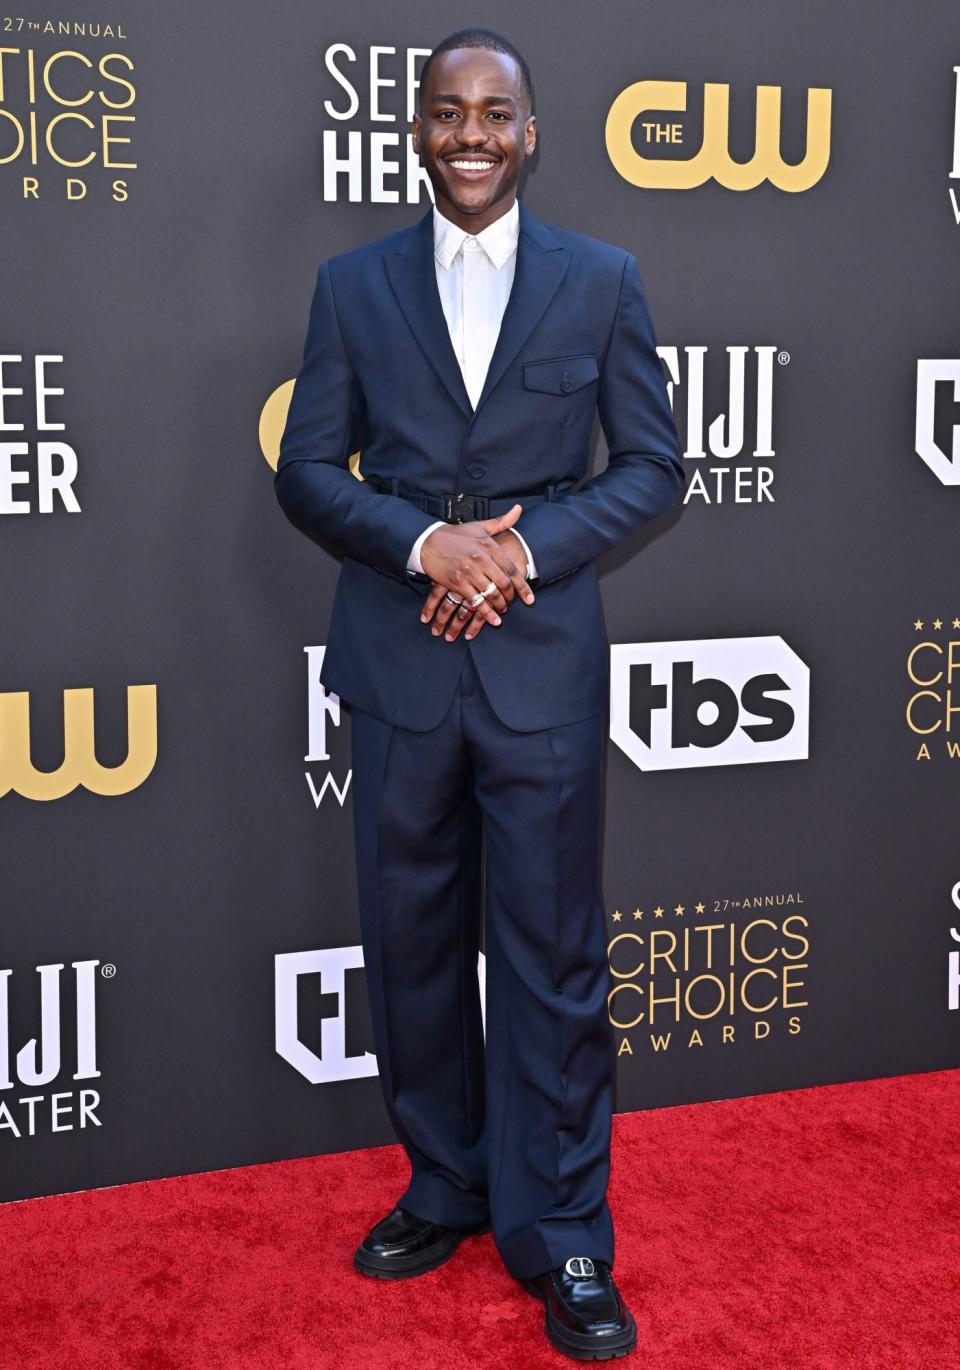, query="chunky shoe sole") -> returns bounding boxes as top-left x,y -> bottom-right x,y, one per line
353,1221 -> 490,1280
521,1278 -> 637,1361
